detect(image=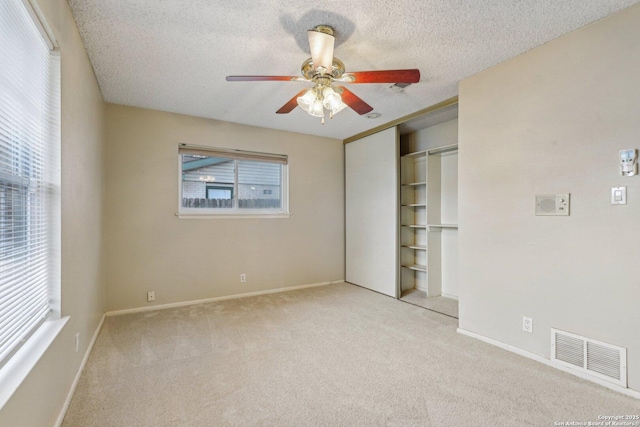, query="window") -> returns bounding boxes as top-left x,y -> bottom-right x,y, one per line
179,145 -> 288,217
206,185 -> 233,200
0,0 -> 60,367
